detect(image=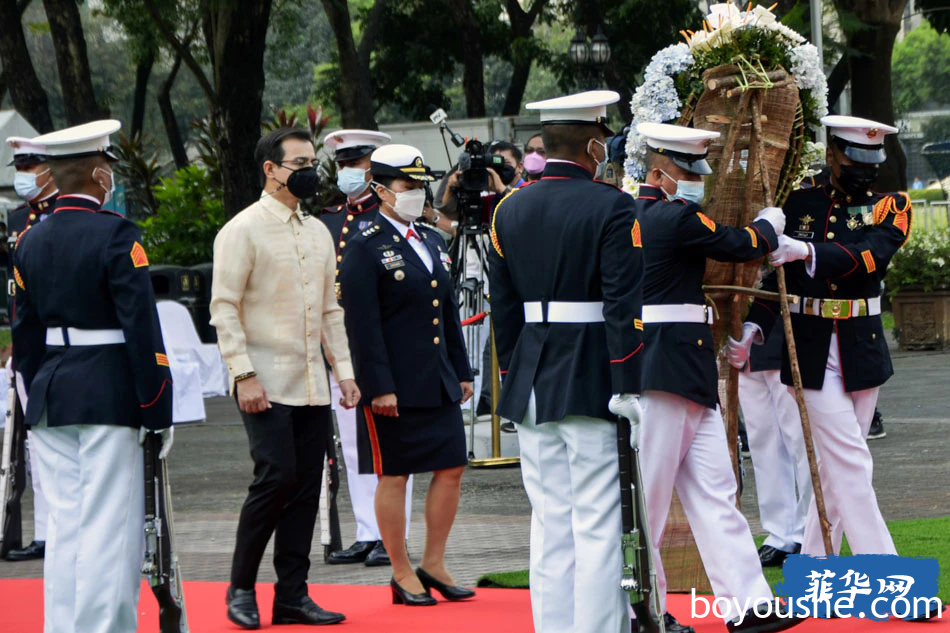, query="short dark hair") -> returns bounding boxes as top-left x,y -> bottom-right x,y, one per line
542,123 -> 602,158
491,141 -> 523,163
254,127 -> 313,186
526,133 -> 543,146
48,155 -> 106,194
